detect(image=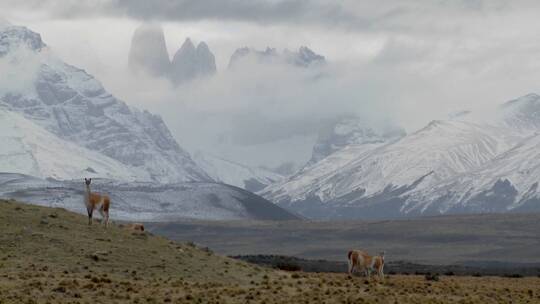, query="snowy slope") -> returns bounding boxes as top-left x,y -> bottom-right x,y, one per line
0,107 -> 148,181
499,93 -> 540,133
0,173 -> 299,221
406,133 -> 540,214
0,25 -> 209,183
193,152 -> 283,192
262,119 -> 524,219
